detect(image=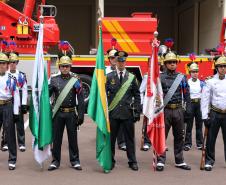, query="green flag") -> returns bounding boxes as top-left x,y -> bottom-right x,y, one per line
88,26 -> 112,173
29,22 -> 52,165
